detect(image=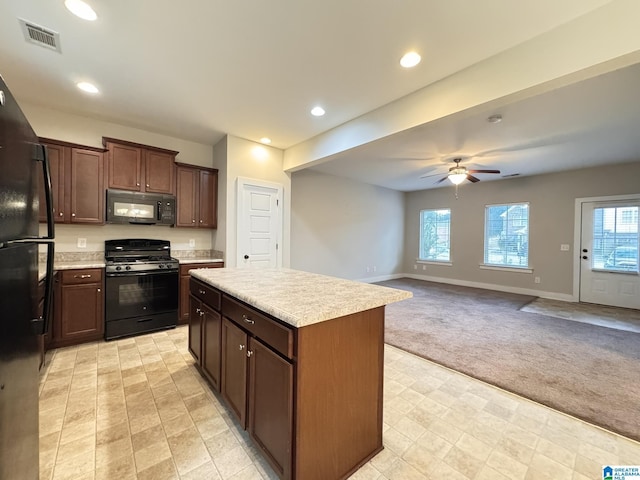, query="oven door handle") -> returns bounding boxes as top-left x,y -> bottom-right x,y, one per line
105,270 -> 178,277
